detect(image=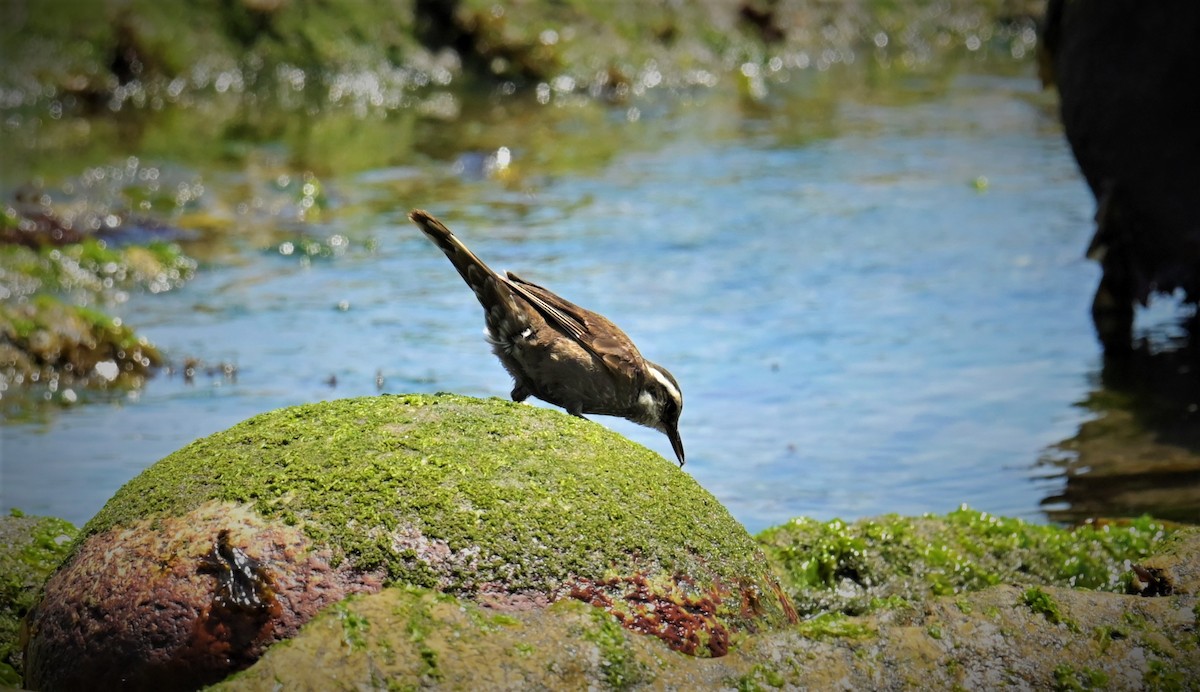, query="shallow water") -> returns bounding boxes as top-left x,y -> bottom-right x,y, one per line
1,61 -> 1194,532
